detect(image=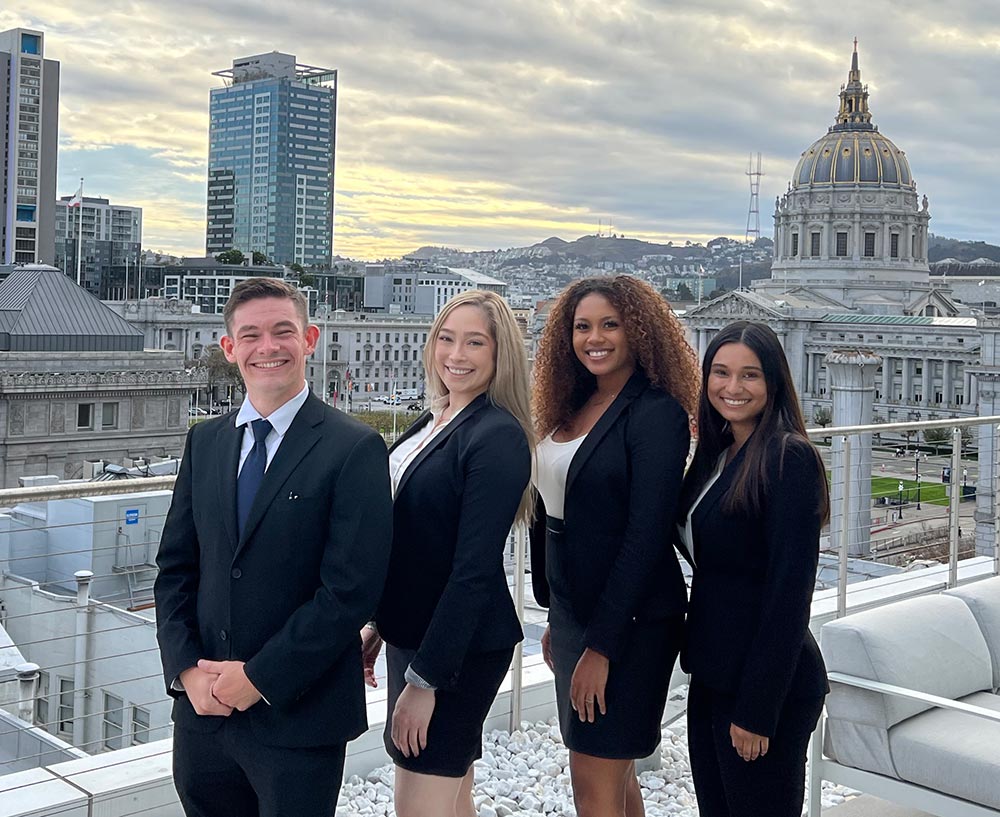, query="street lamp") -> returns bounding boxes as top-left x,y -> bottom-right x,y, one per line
898,481 -> 905,519
914,450 -> 921,510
